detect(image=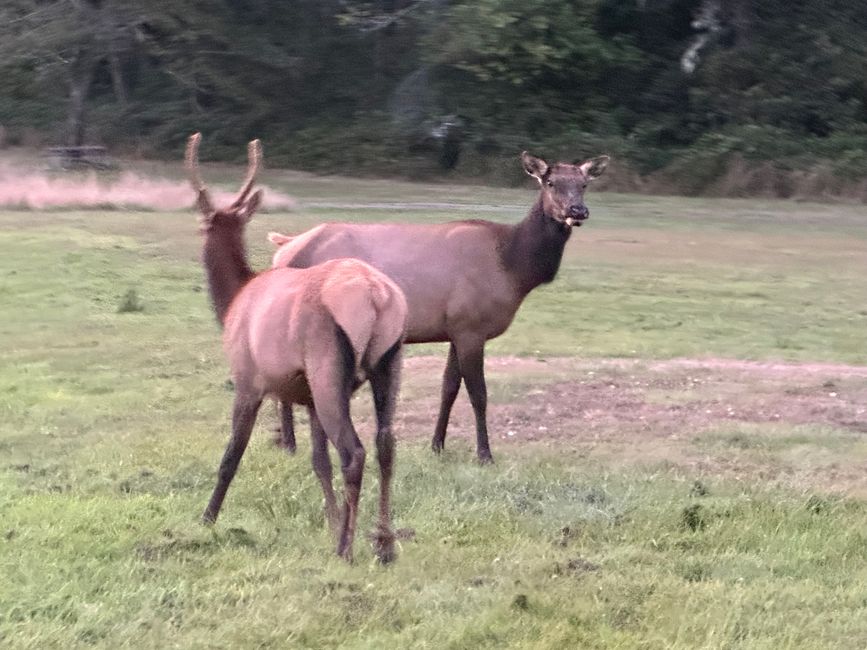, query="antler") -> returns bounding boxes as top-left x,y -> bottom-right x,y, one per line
230,139 -> 262,209
185,132 -> 215,215
186,133 -> 262,218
